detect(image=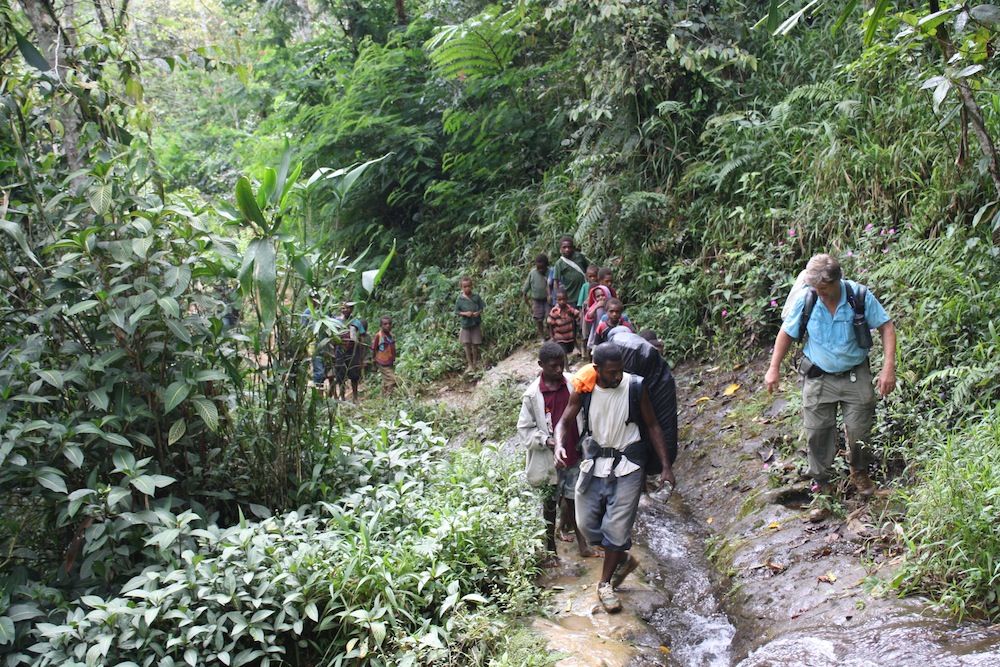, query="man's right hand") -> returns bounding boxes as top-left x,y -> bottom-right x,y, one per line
764,366 -> 780,394
553,441 -> 567,468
